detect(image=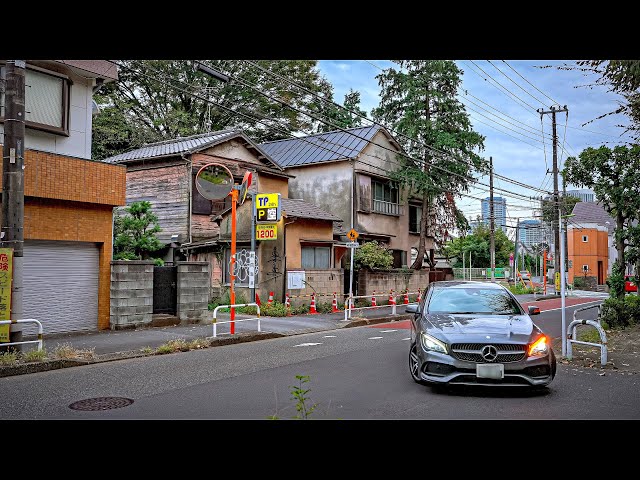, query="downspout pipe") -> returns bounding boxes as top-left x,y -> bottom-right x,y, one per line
181,153 -> 193,244
283,217 -> 297,302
